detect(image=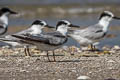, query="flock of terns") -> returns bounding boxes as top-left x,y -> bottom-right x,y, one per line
0,7 -> 120,62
